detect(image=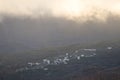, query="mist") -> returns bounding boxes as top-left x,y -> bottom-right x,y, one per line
0,14 -> 120,53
